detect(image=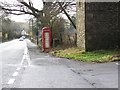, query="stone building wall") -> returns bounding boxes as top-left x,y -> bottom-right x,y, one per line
118,2 -> 120,48
76,1 -> 119,51
85,2 -> 119,50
